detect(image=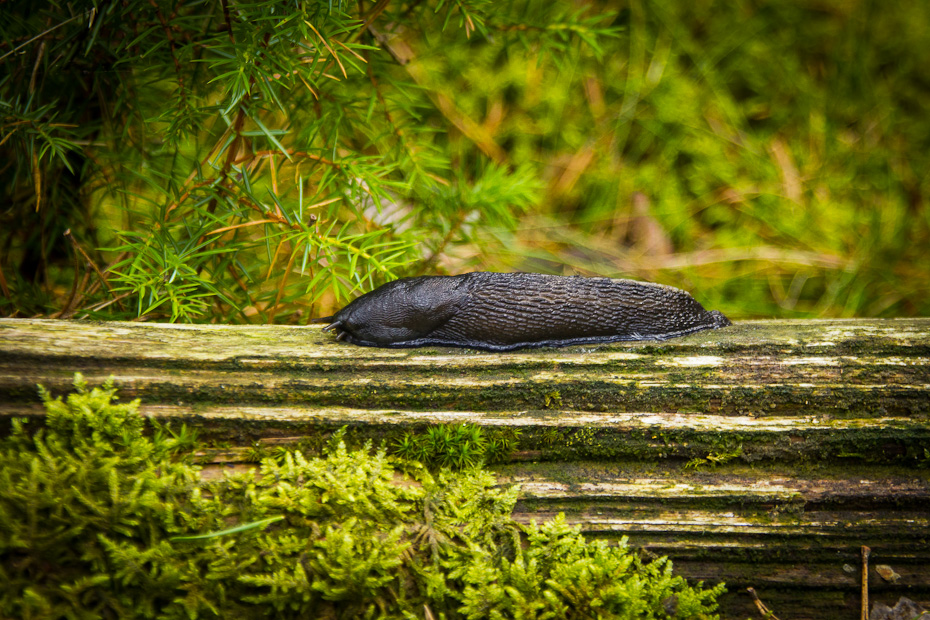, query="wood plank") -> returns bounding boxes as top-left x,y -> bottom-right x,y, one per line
1,317 -> 928,619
